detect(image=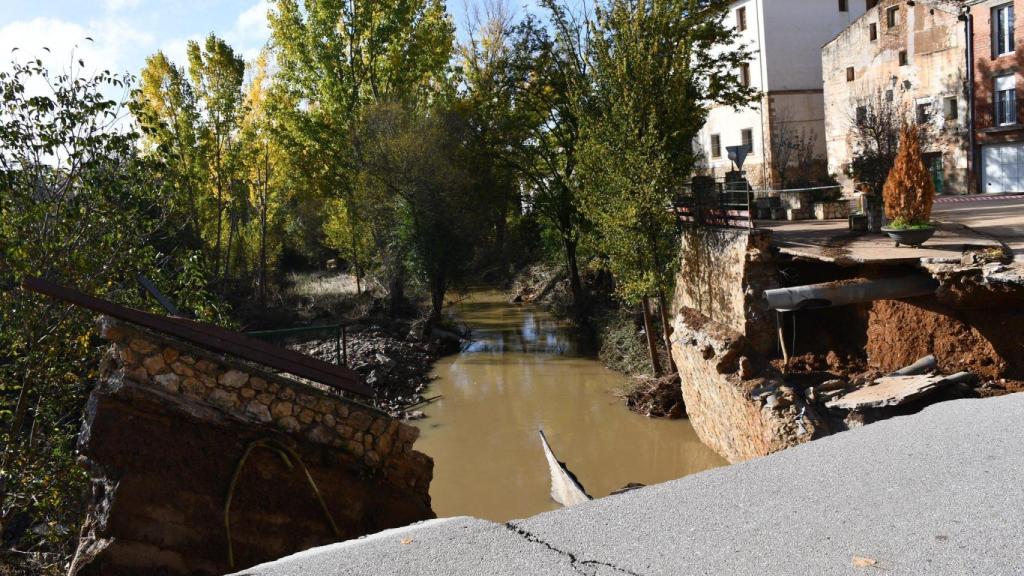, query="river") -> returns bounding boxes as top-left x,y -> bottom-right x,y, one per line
412,291 -> 726,522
